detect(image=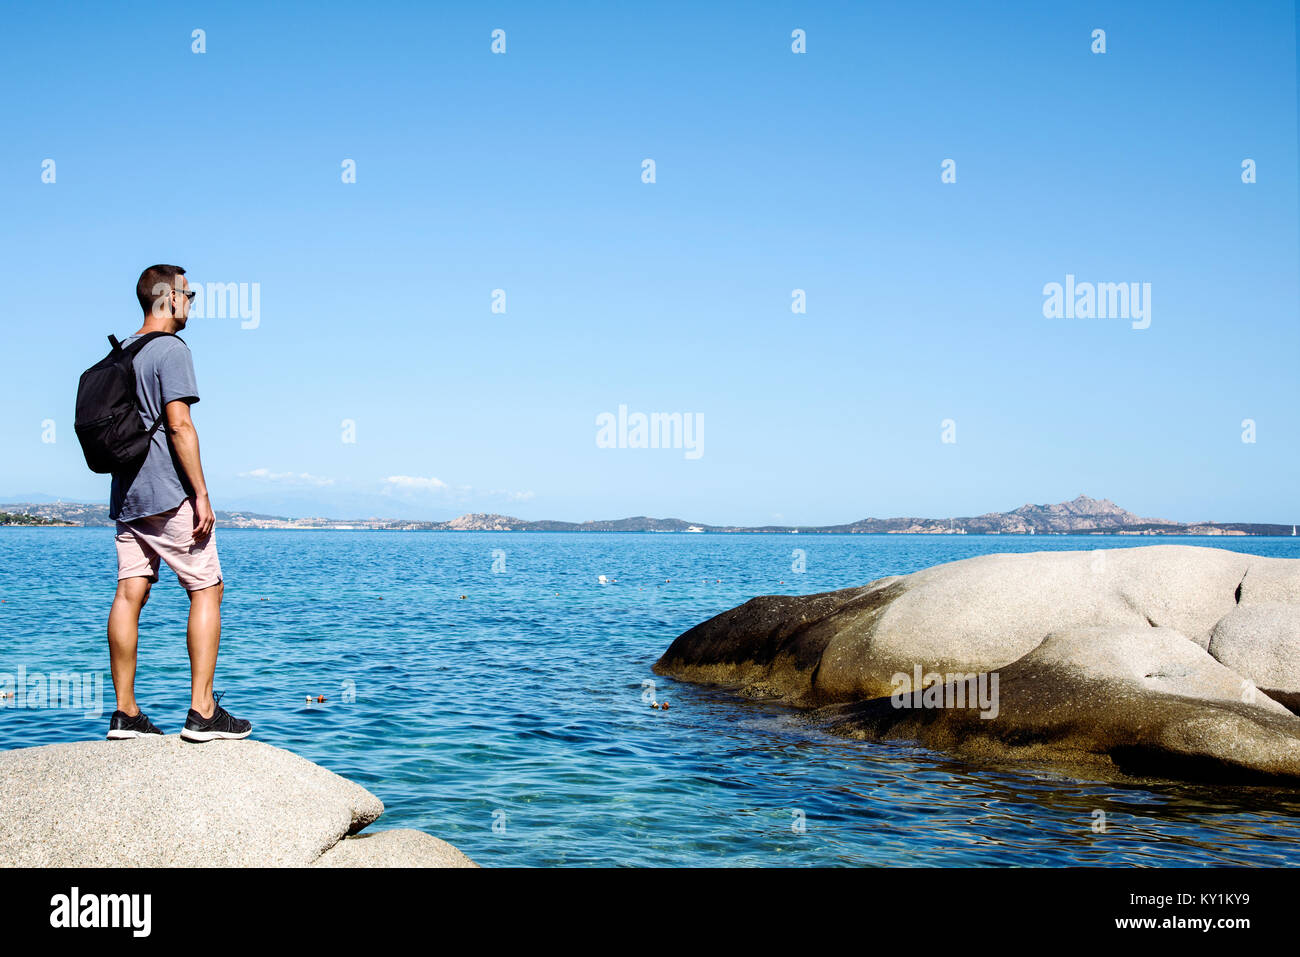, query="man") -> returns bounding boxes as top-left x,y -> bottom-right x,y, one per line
104,264 -> 251,742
